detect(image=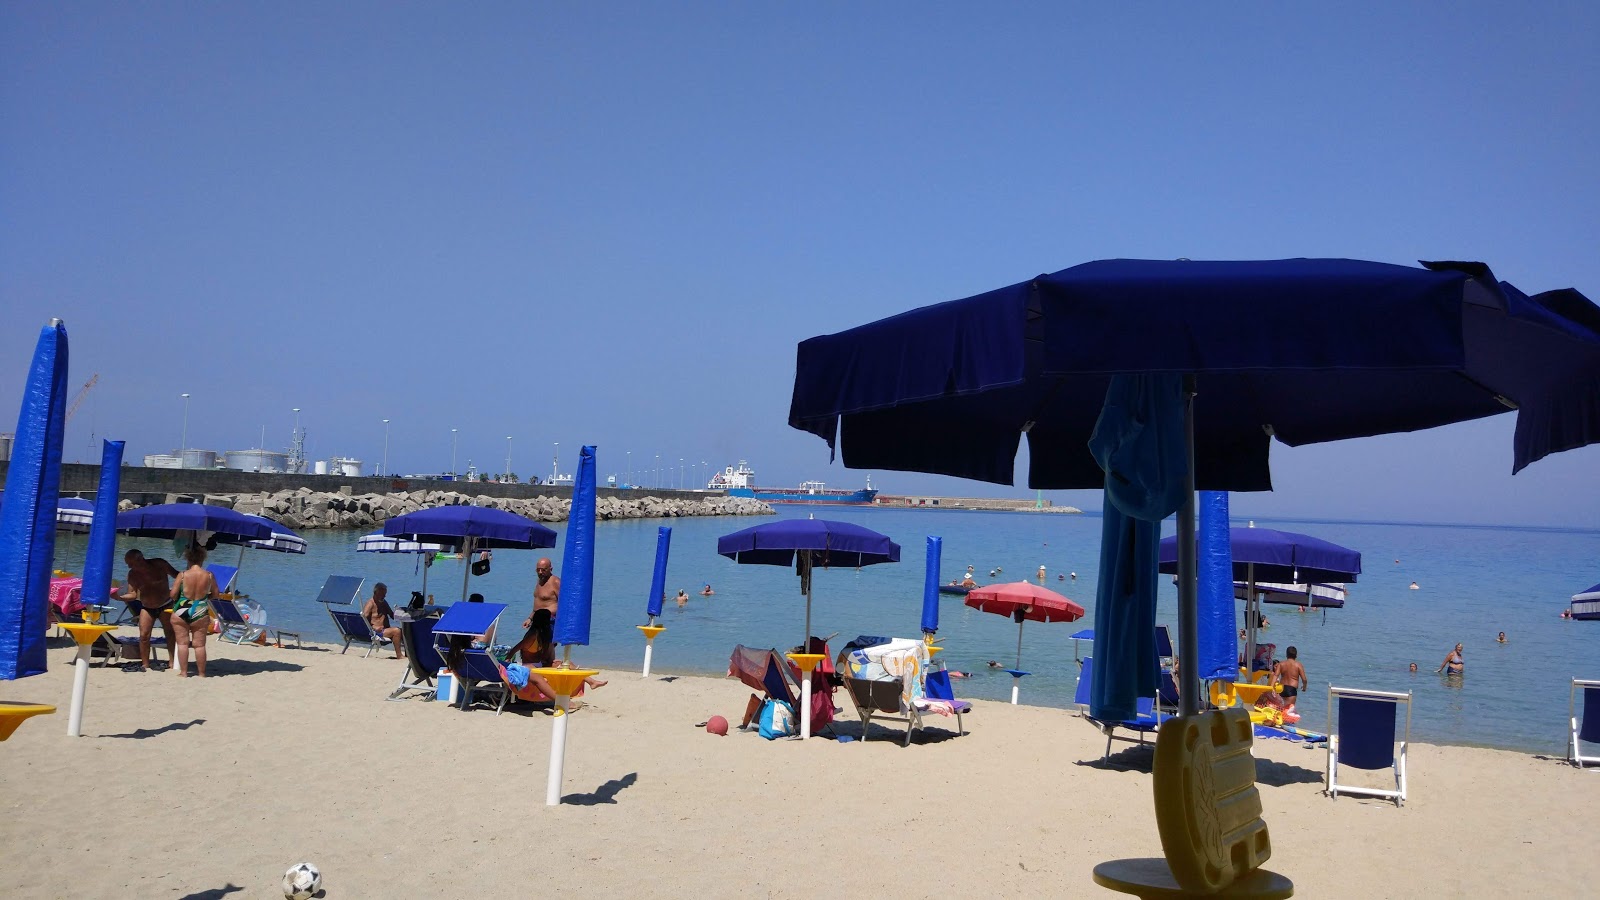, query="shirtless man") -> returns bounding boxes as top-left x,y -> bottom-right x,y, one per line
1271,645 -> 1306,706
523,557 -> 559,629
118,549 -> 178,670
362,583 -> 404,659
